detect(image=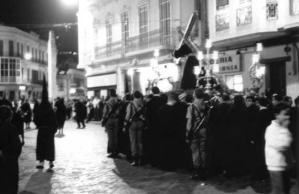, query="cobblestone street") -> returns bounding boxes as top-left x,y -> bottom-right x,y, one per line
18,121 -> 298,194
